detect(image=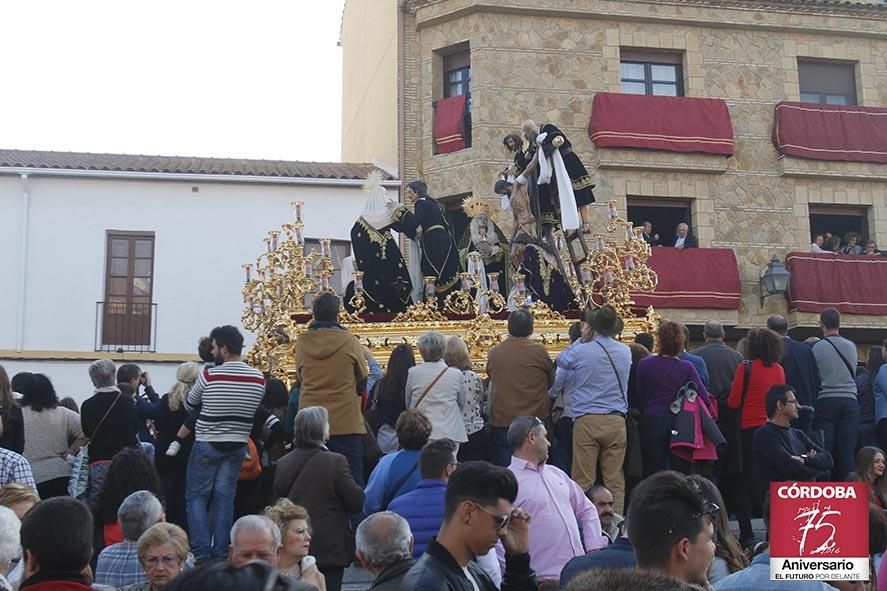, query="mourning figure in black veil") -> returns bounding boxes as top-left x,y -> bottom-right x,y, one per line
458,196 -> 510,296
508,231 -> 575,312
344,172 -> 413,314
396,180 -> 462,298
